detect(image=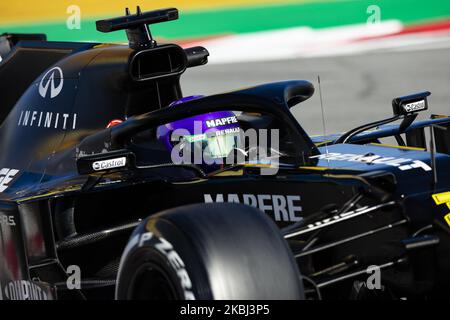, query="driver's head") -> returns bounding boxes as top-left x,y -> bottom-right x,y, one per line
157,96 -> 241,173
